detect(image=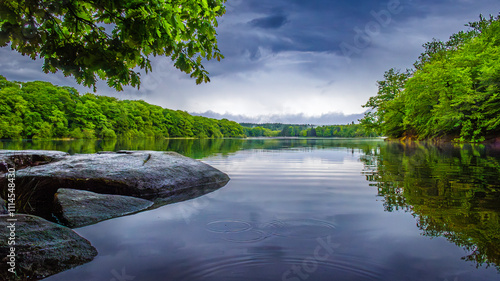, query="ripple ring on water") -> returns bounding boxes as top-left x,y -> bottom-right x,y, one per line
222,230 -> 269,243
262,218 -> 336,239
206,220 -> 253,233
